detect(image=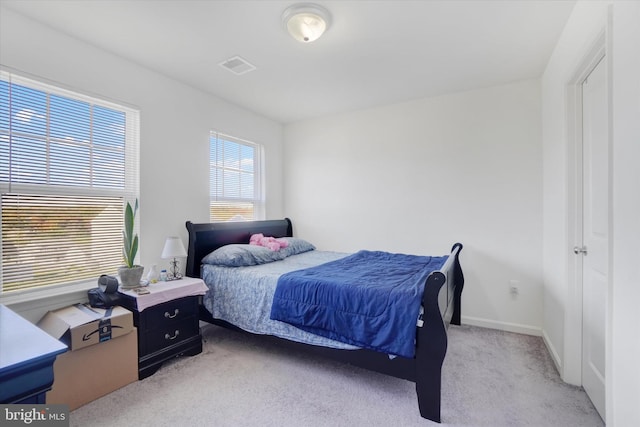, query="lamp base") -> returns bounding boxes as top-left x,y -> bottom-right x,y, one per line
167,258 -> 183,281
